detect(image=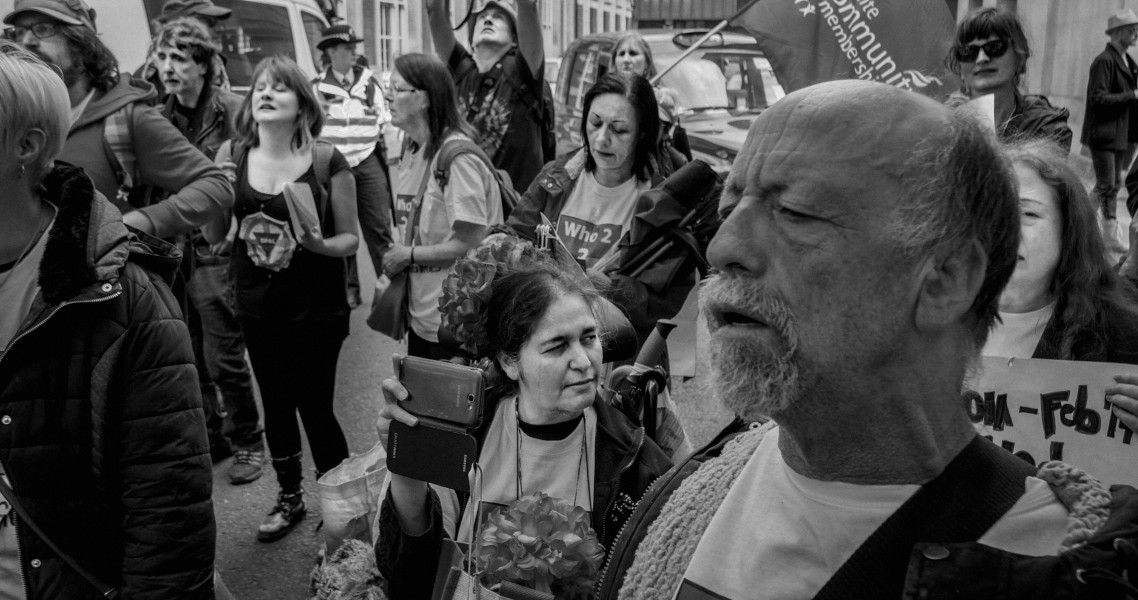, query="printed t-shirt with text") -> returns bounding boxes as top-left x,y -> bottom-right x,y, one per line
392,134 -> 504,342
557,171 -> 648,270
